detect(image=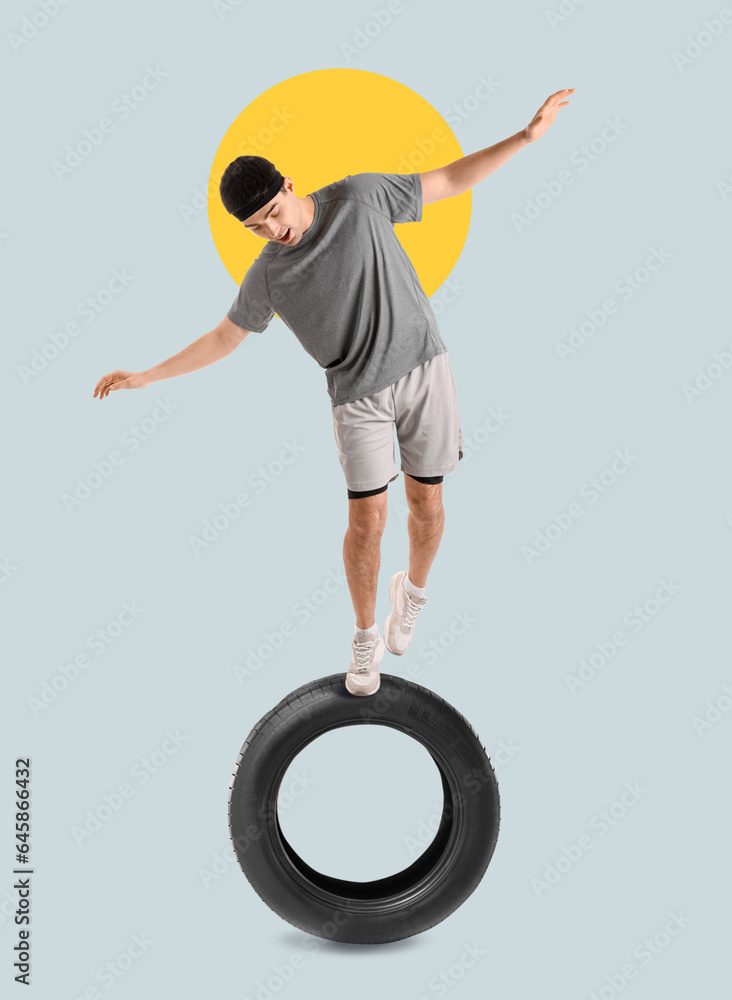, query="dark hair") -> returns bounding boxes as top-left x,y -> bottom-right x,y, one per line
219,155 -> 286,216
